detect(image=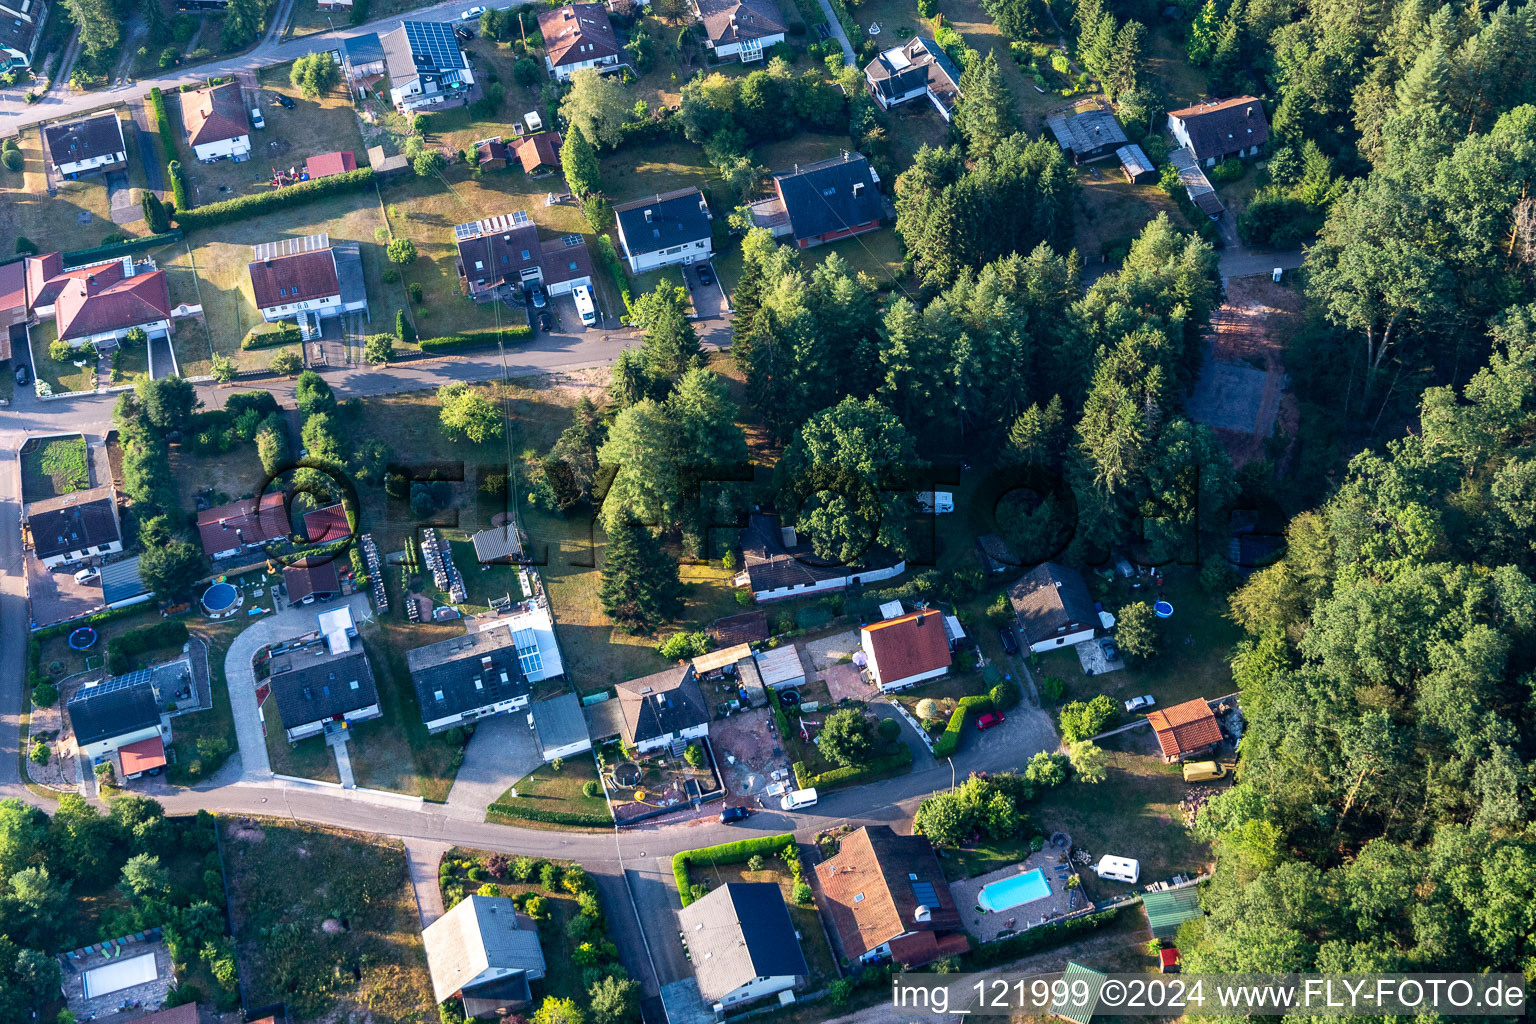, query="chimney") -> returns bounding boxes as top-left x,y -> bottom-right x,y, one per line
481,655 -> 493,672
644,209 -> 652,222
914,905 -> 932,923
1245,105 -> 1252,117
852,182 -> 864,196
